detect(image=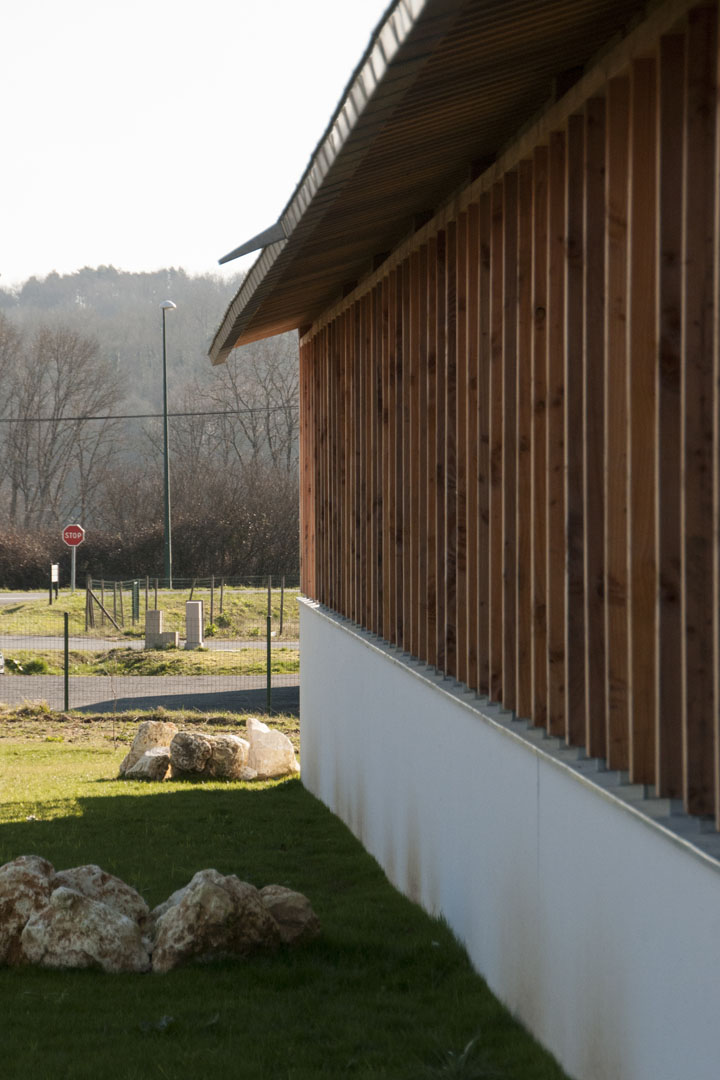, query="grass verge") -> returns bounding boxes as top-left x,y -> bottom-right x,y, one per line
0,711 -> 568,1080
2,646 -> 300,677
0,587 -> 299,641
